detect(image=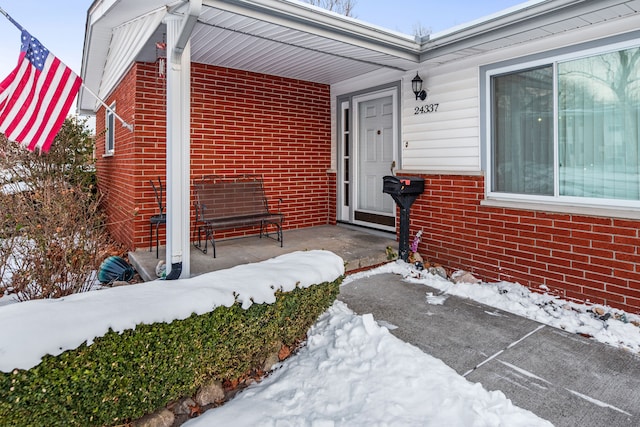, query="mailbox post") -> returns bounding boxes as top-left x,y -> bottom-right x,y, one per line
382,176 -> 425,262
